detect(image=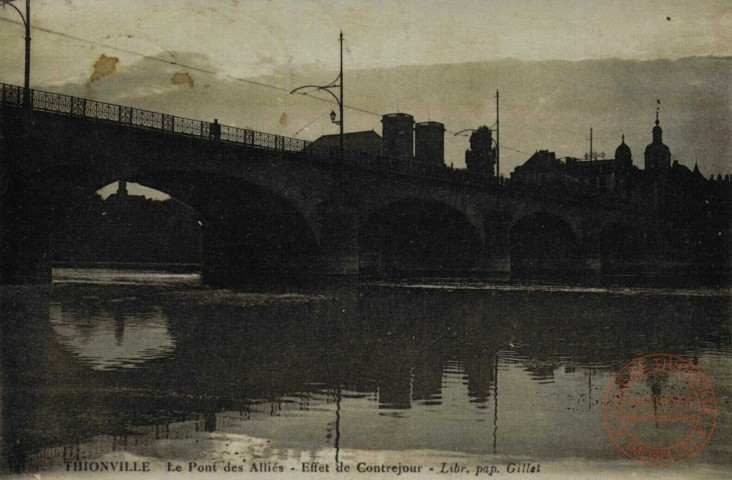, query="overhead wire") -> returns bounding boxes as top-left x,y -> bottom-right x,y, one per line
0,15 -> 379,109
619,61 -> 654,109
294,111 -> 328,136
595,60 -> 645,110
0,13 -> 529,155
